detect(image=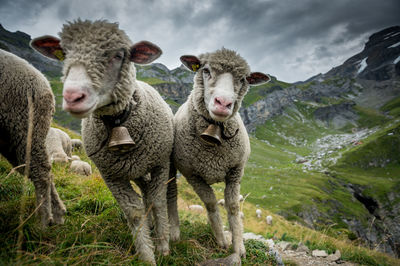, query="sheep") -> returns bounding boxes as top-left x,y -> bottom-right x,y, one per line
71,139 -> 83,150
256,209 -> 262,219
266,215 -> 273,225
70,160 -> 92,176
70,155 -> 80,161
218,199 -> 225,206
0,49 -> 66,226
188,204 -> 204,212
46,127 -> 72,163
31,19 -> 173,265
168,48 -> 270,258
